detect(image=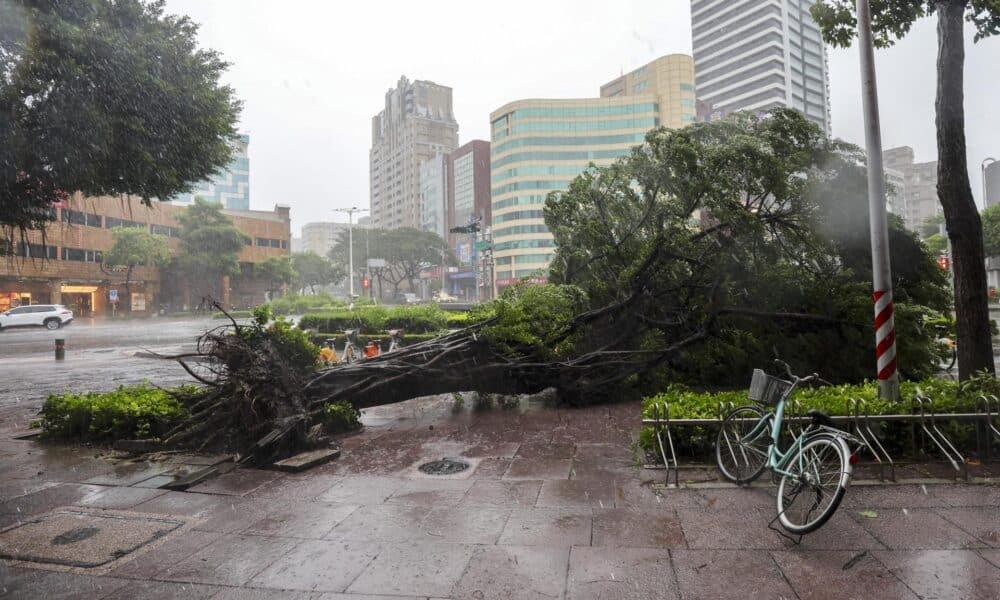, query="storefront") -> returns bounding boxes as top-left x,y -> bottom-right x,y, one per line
60,285 -> 98,317
0,279 -> 54,311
